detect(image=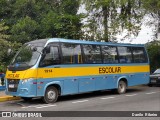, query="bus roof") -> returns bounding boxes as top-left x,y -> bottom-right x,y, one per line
29,38 -> 145,47
27,39 -> 48,44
